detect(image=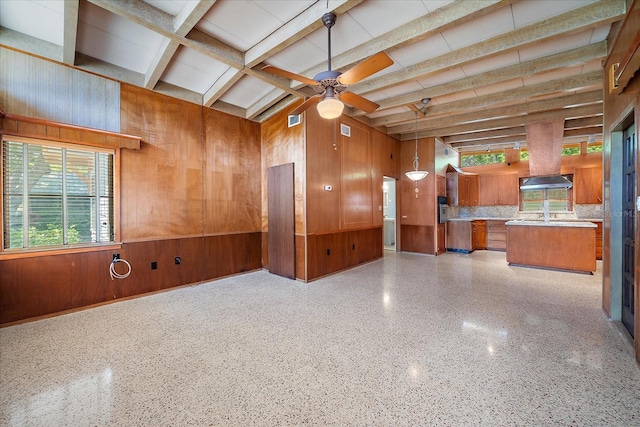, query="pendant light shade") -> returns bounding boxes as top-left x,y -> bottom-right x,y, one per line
405,109 -> 428,181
